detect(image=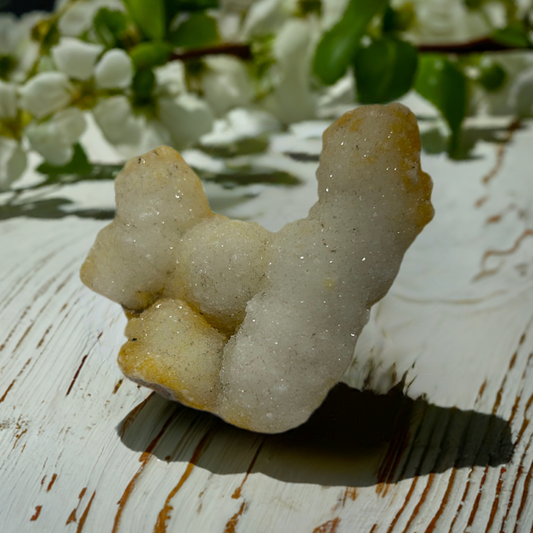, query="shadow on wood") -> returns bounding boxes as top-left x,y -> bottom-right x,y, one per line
117,384 -> 513,488
0,198 -> 115,220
